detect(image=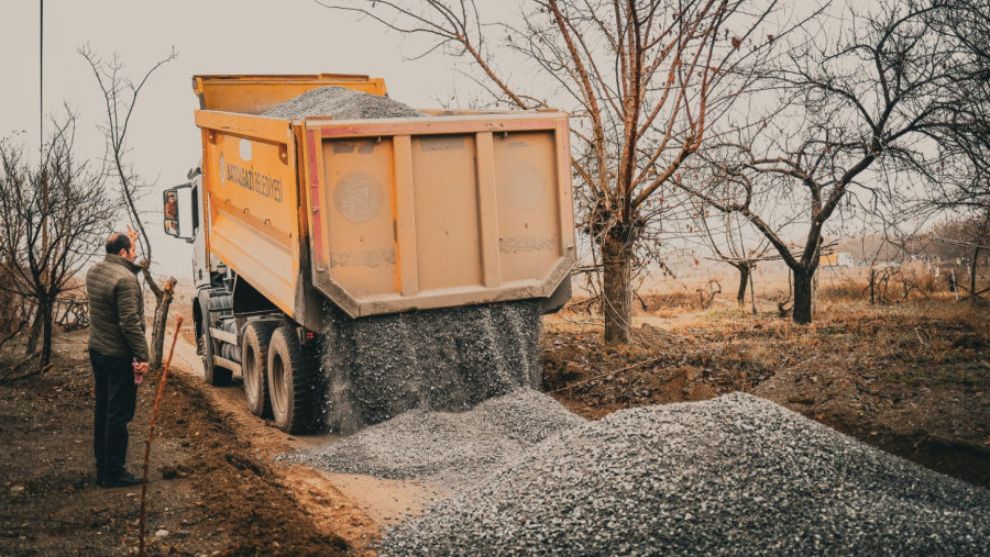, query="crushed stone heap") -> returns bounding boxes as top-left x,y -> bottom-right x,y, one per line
286,389 -> 584,489
379,392 -> 990,556
261,86 -> 424,120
